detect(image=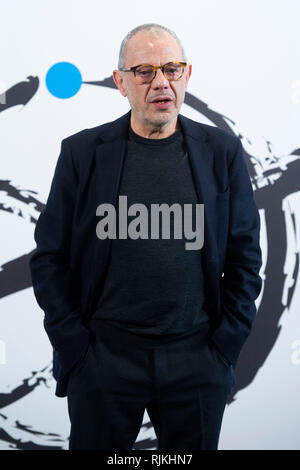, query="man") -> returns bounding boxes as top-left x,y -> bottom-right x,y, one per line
30,23 -> 262,450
